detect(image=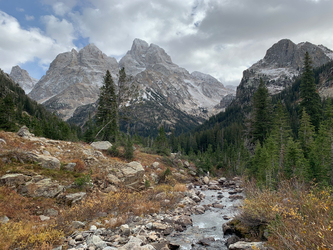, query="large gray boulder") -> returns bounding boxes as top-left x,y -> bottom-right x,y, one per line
91,141 -> 112,150
116,161 -> 145,188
